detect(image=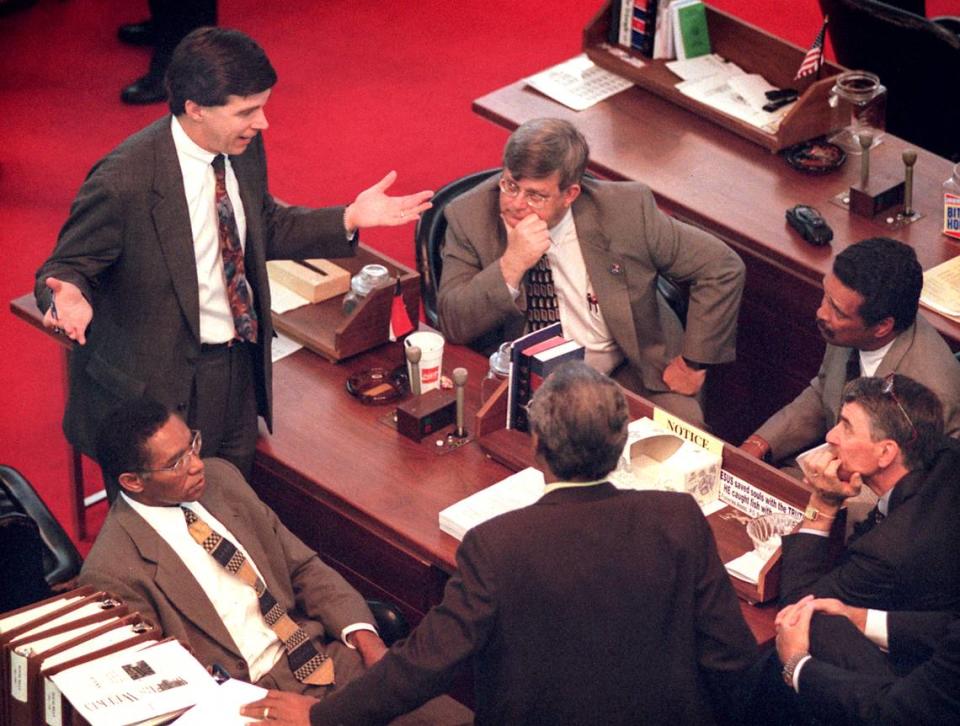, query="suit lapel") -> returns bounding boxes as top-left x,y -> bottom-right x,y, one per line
875,323 -> 916,377
114,497 -> 239,656
229,145 -> 270,324
150,118 -> 201,343
573,197 -> 642,364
